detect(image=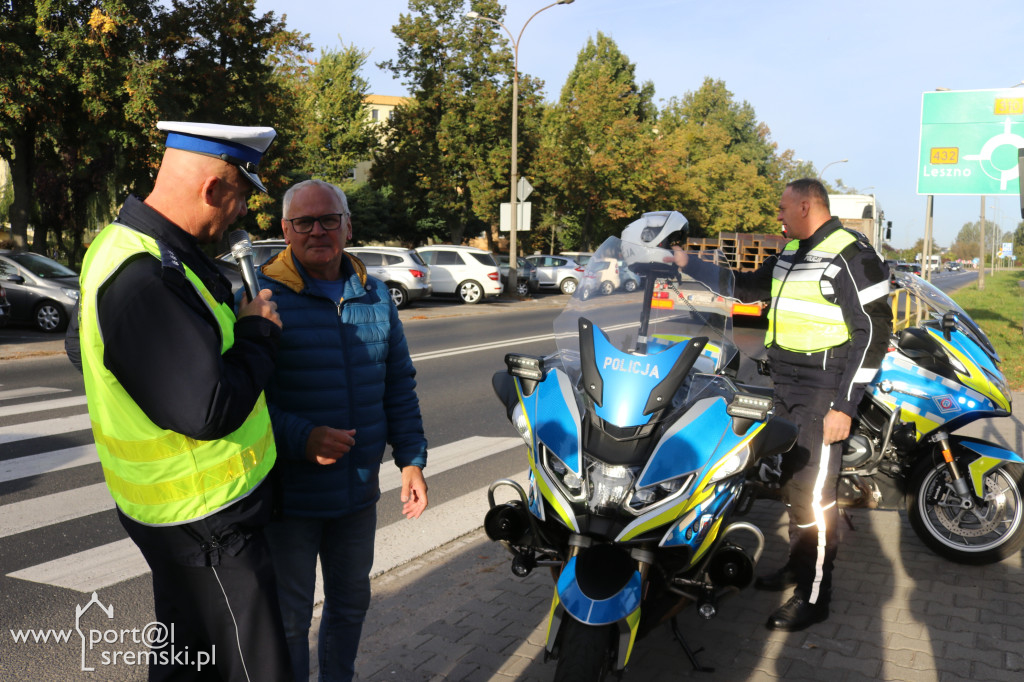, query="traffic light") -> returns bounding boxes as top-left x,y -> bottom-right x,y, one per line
886,221 -> 892,240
